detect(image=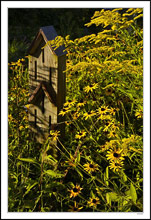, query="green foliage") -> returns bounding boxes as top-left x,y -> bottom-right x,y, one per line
8,8 -> 143,212
8,40 -> 28,62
